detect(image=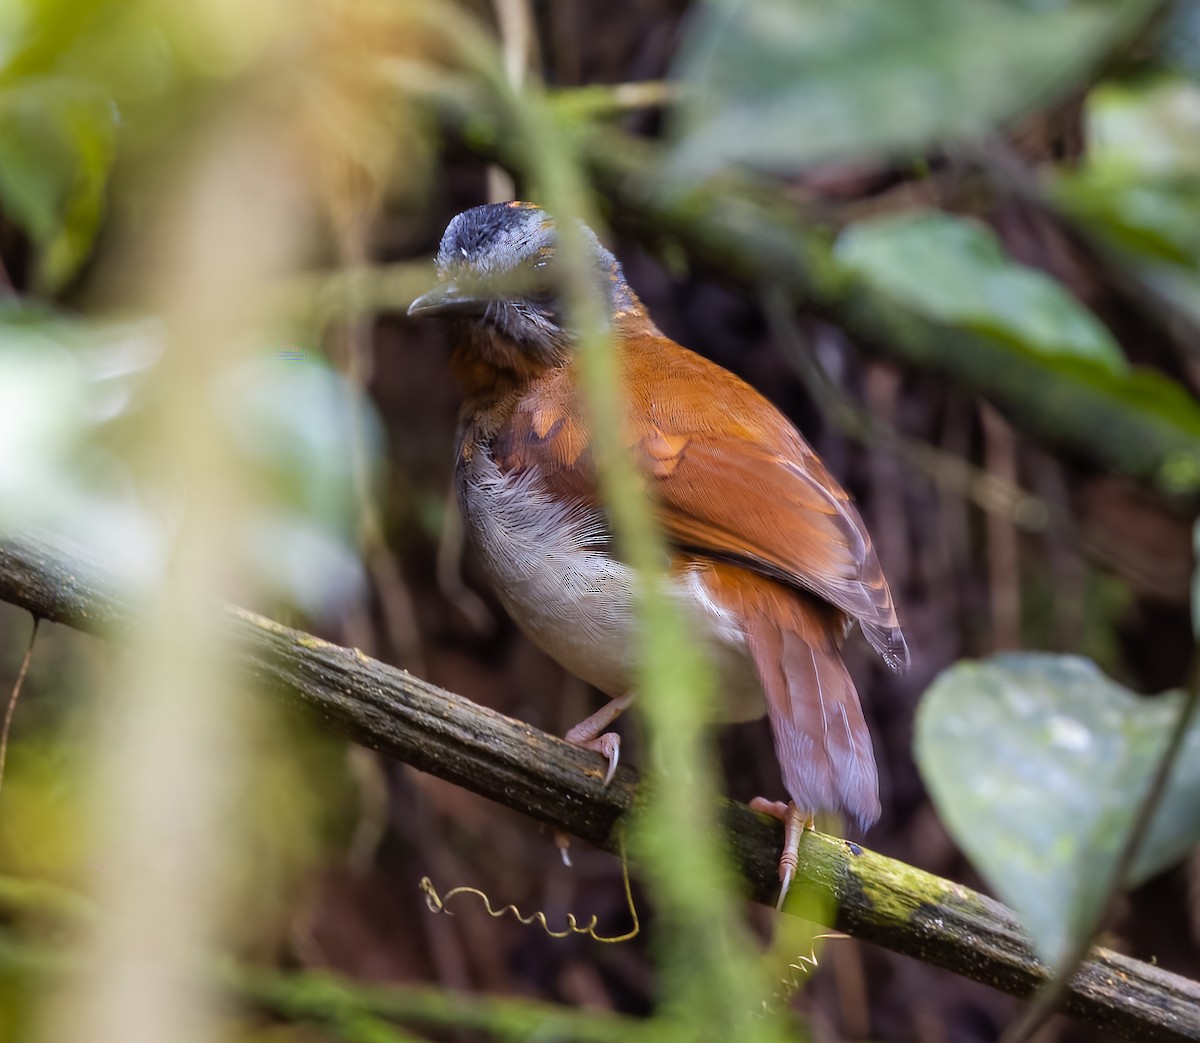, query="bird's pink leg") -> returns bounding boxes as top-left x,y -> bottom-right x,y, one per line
749,798 -> 815,910
564,692 -> 634,786
555,693 -> 635,866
